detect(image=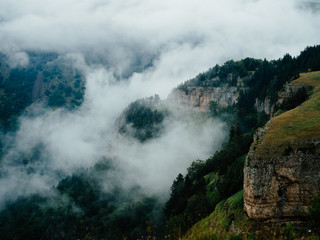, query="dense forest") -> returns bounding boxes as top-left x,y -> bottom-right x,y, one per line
0,52 -> 85,131
0,45 -> 320,239
0,158 -> 163,239
119,95 -> 167,142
